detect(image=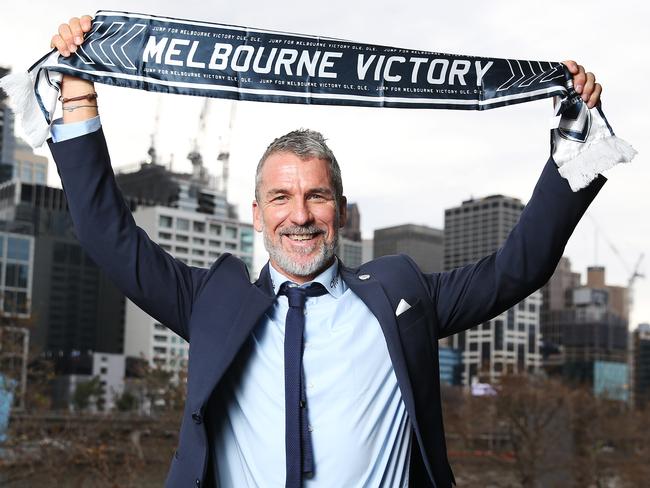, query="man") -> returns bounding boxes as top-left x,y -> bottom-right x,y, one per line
48,15 -> 604,488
